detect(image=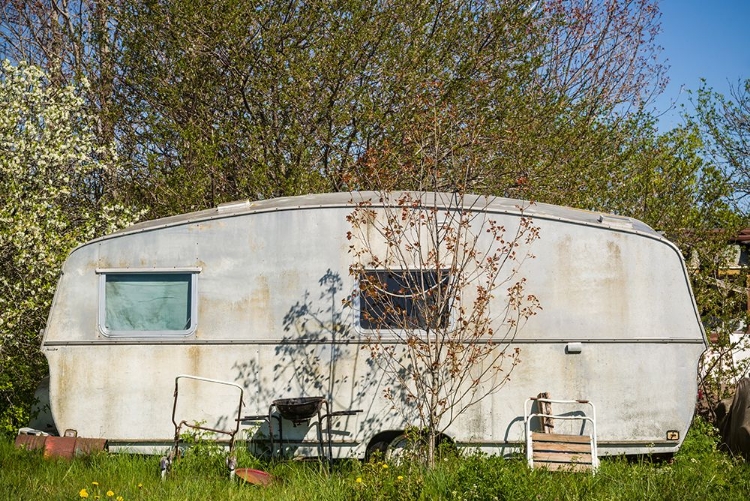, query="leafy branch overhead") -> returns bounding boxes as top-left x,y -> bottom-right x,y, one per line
0,0 -> 670,215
